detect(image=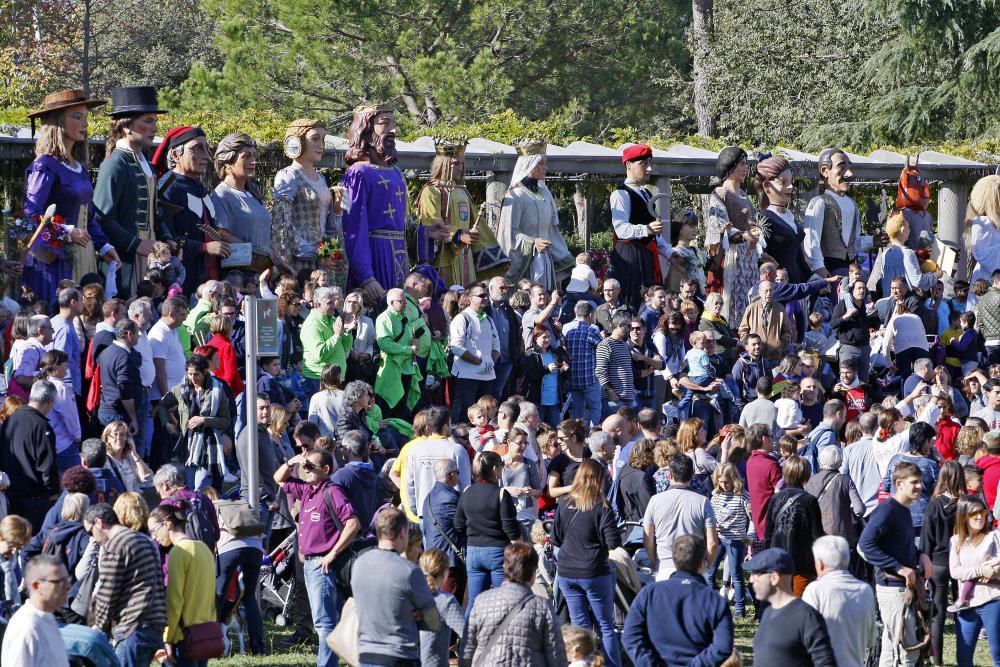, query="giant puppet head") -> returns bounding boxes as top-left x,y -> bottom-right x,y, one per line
896,155 -> 931,212
430,137 -> 468,185
345,103 -> 397,166
817,148 -> 854,196
753,155 -> 793,209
